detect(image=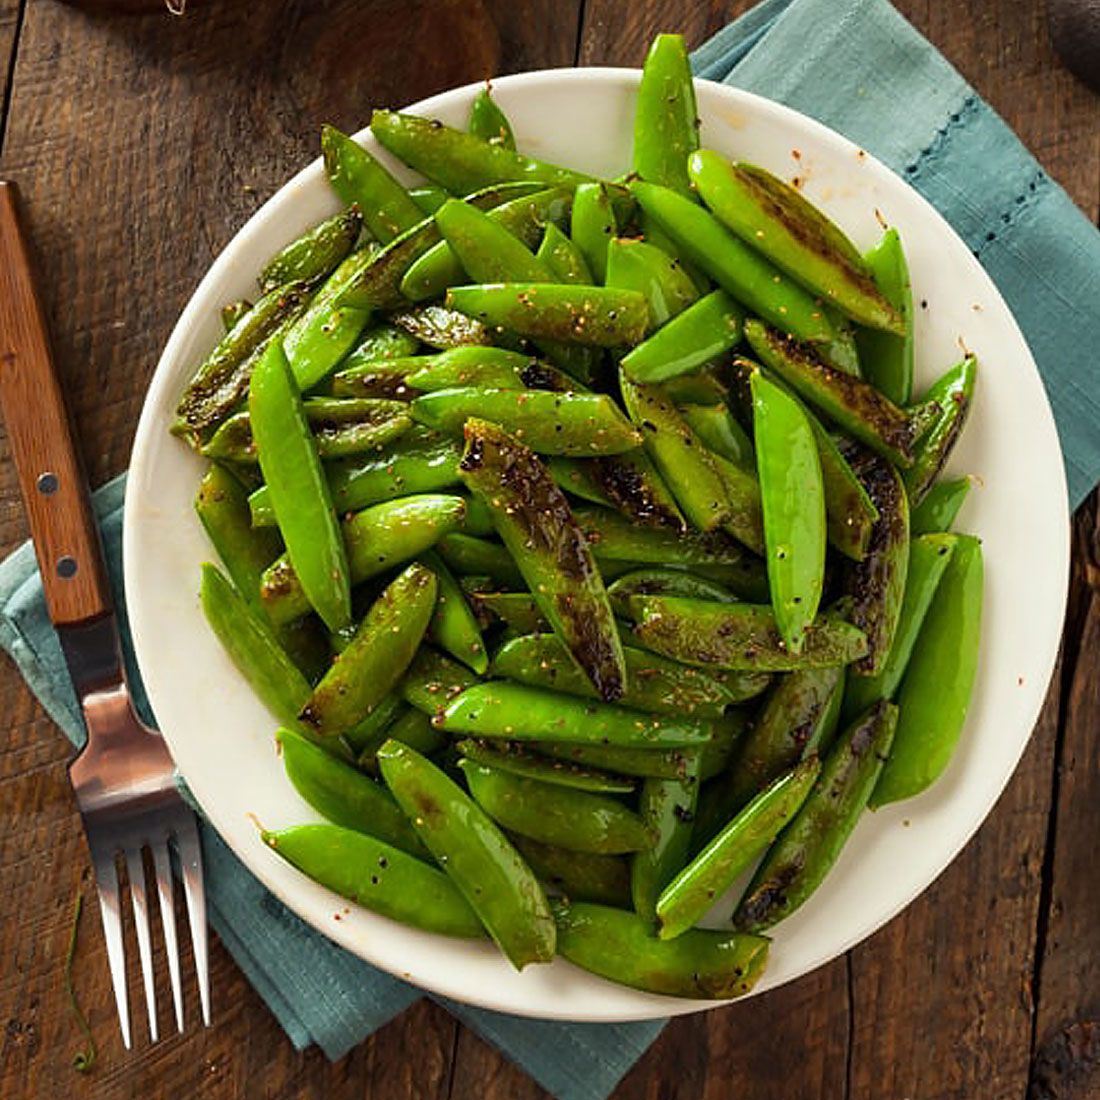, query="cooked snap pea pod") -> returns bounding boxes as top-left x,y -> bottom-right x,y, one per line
658,755 -> 821,940
571,182 -> 618,283
341,693 -> 407,757
446,283 -> 648,348
371,108 -> 593,195
608,567 -> 733,610
436,533 -> 526,589
680,403 -> 755,472
457,739 -> 635,794
752,370 -> 826,653
410,184 -> 450,214
619,290 -> 743,383
333,215 -> 441,313
909,476 -> 972,536
871,536 -> 982,807
402,346 -> 557,392
439,682 -> 713,749
510,835 -> 632,908
400,645 -> 480,715
468,85 -> 516,149
734,700 -> 897,931
390,303 -> 491,349
276,727 -> 428,856
221,299 -> 252,332
633,32 -> 699,197
378,739 -> 555,967
321,125 -> 424,243
492,633 -> 739,718
331,359 -> 421,399
175,281 -> 312,435
261,823 -> 483,938
534,741 -> 699,780
250,342 -> 351,632
605,237 -> 698,329
854,227 -> 914,404
744,320 -> 920,468
662,367 -> 729,405
468,590 -> 548,634
841,446 -> 910,676
420,549 -> 487,674
688,151 -> 903,335
904,355 -> 977,504
436,195 -> 554,284
374,705 -> 448,760
462,762 -> 653,854
300,563 -> 437,736
843,534 -> 955,720
343,322 -> 422,367
259,206 -> 363,294
631,596 -> 868,671
550,453 -> 685,529
552,900 -> 769,999
260,494 -> 466,624
459,418 -> 626,700
537,222 -> 594,285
